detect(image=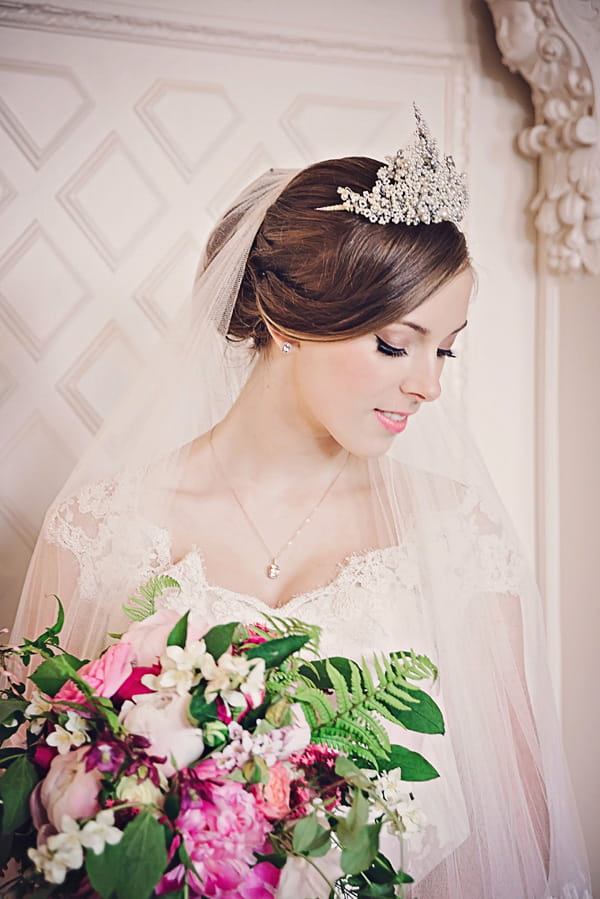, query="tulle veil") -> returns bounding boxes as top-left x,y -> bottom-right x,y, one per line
10,166 -> 592,896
